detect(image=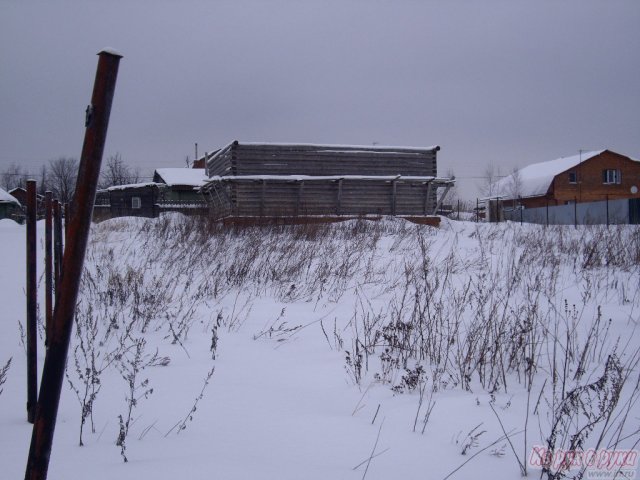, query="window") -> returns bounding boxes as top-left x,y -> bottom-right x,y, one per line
131,196 -> 142,209
602,169 -> 621,185
568,172 -> 577,184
